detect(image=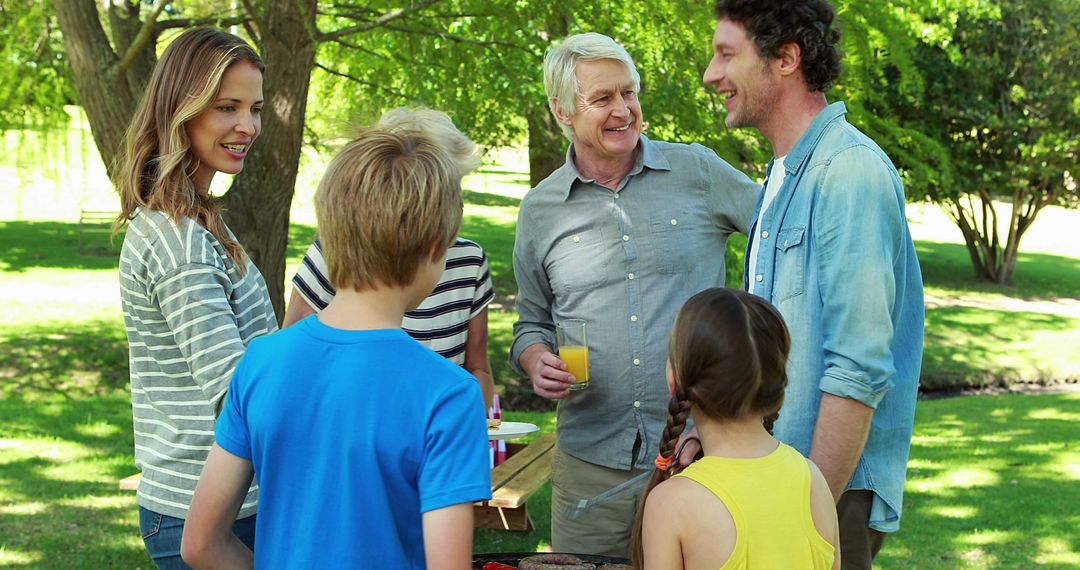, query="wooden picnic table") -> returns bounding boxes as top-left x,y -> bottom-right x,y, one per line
119,432 -> 556,532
